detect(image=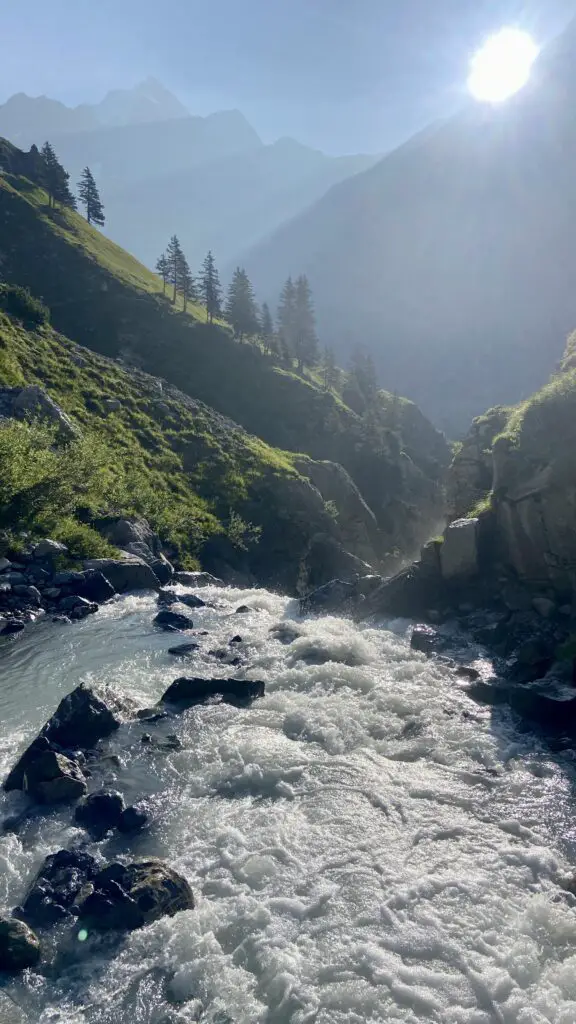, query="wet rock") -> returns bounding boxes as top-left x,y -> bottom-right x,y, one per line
175,571 -> 223,588
59,595 -> 99,620
229,635 -> 243,644
52,615 -> 71,625
269,623 -> 301,644
32,539 -> 68,561
75,790 -> 125,833
235,605 -> 251,614
136,707 -> 169,722
0,916 -> 40,972
117,806 -> 148,833
154,610 -> 194,632
4,684 -> 131,793
19,849 -> 98,927
533,597 -> 556,619
300,579 -> 356,614
157,589 -> 179,606
83,557 -> 160,593
0,557 -> 12,572
0,616 -> 7,634
13,584 -> 42,606
24,750 -> 87,803
509,683 -> 576,731
3,619 -> 26,635
455,665 -> 481,681
43,587 -> 61,600
410,625 -> 446,655
167,642 -> 200,658
78,858 -> 194,931
502,583 -> 533,613
75,570 -> 115,604
141,733 -> 153,744
161,676 -> 265,707
177,593 -> 206,610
